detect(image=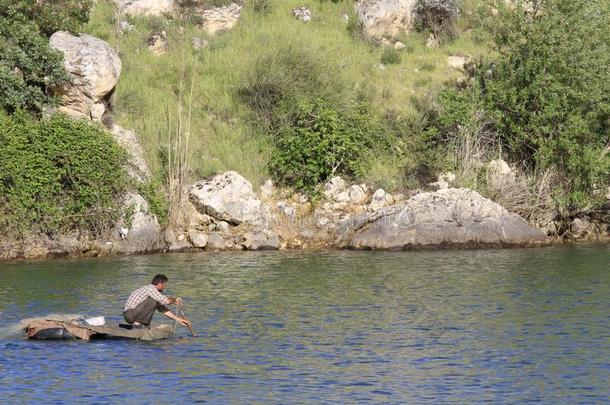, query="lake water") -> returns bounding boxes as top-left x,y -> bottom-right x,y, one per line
0,245 -> 608,404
